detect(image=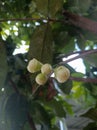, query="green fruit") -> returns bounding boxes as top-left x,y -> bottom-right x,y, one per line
41,63 -> 52,75
35,73 -> 48,85
27,58 -> 43,73
54,66 -> 70,83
